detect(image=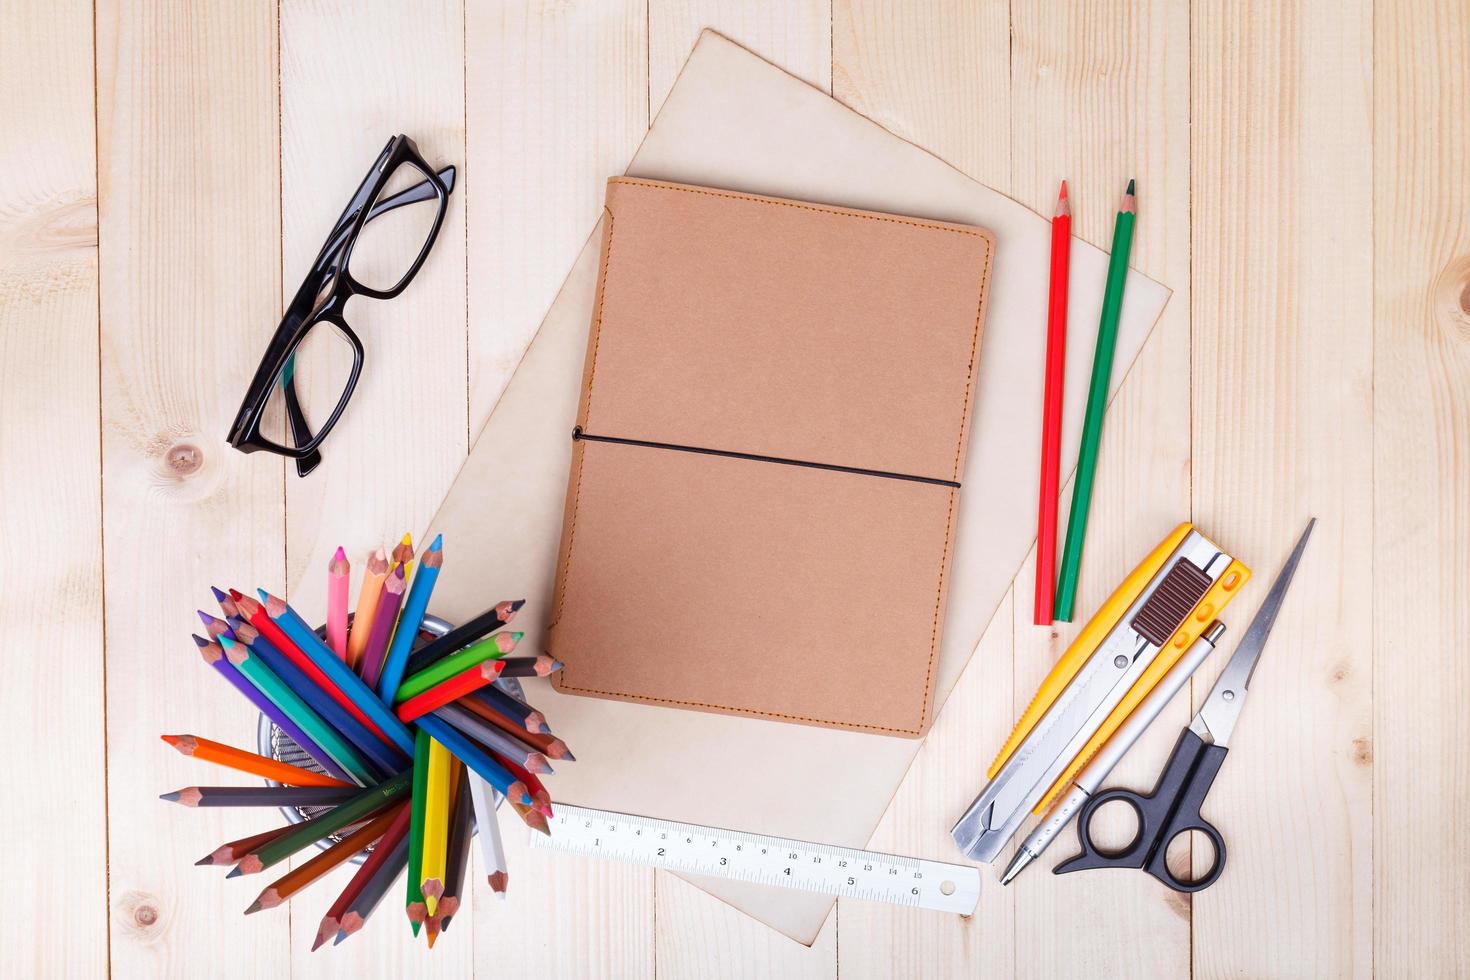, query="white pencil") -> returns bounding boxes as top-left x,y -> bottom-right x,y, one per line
468,773 -> 509,897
